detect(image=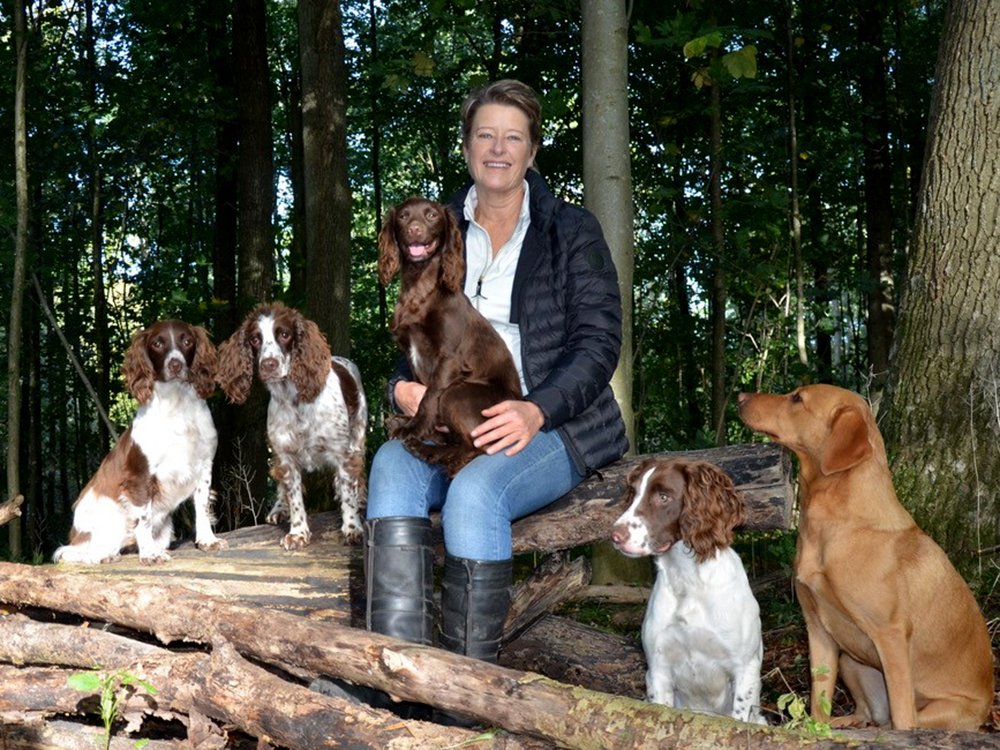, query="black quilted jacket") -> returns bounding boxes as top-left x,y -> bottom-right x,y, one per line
388,169 -> 629,477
